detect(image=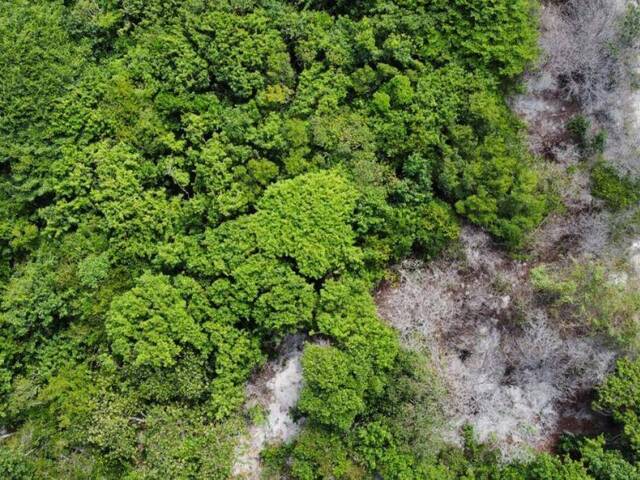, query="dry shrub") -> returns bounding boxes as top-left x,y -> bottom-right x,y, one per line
541,0 -> 633,113
377,226 -> 618,457
538,0 -> 640,174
